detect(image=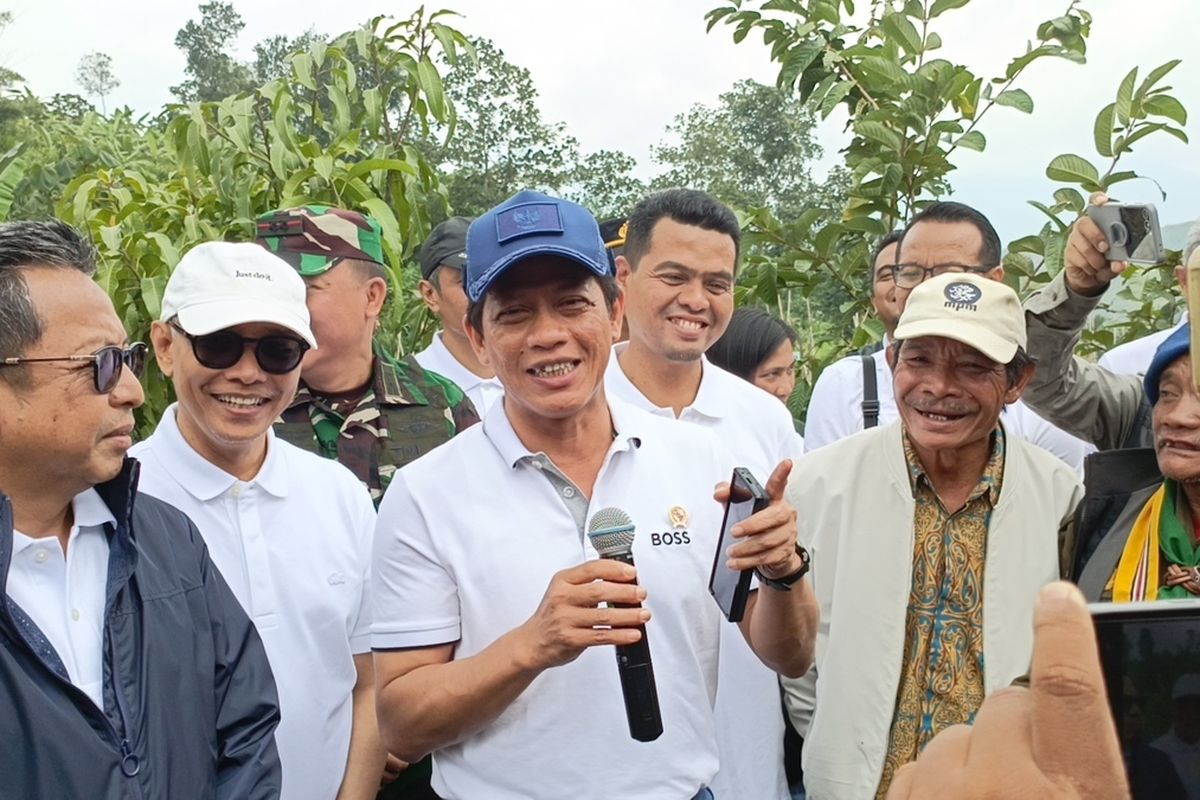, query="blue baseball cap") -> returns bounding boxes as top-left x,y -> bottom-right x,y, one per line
1145,323 -> 1191,404
465,190 -> 609,302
